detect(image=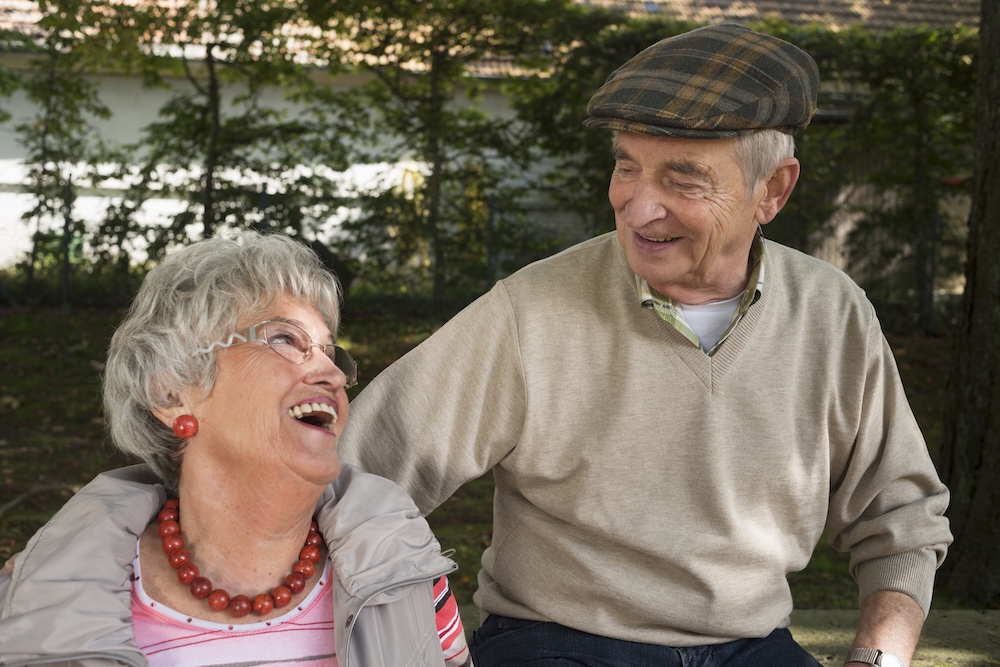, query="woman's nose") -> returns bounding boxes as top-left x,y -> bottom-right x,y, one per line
305,351 -> 348,389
